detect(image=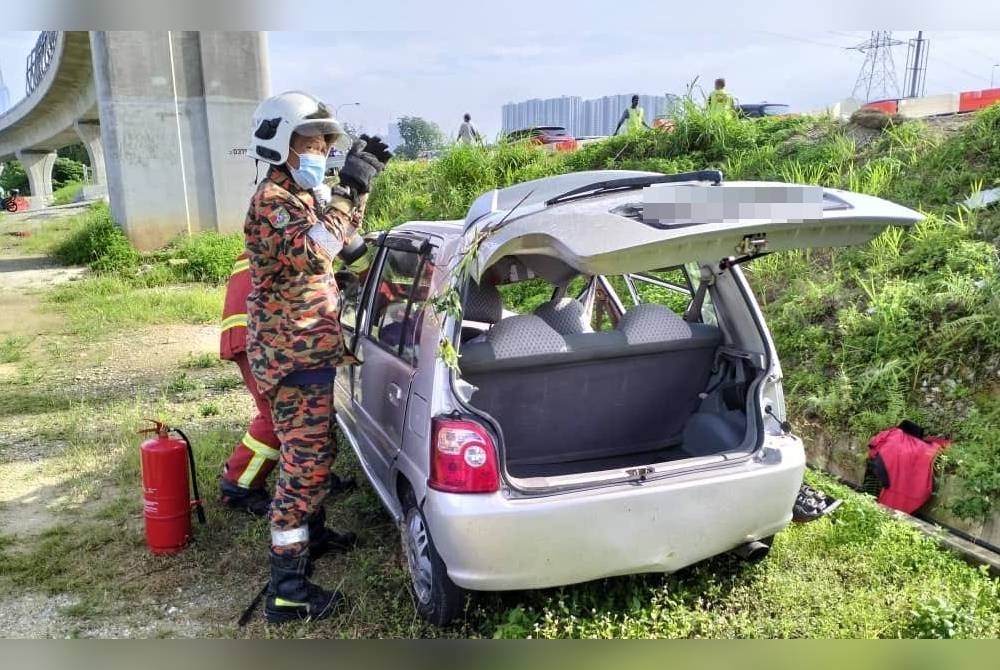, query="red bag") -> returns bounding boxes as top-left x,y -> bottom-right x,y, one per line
867,427 -> 949,514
